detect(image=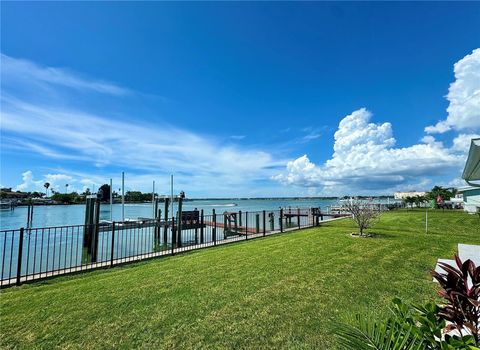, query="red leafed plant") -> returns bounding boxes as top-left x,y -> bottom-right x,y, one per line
432,255 -> 480,344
